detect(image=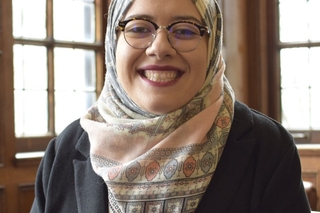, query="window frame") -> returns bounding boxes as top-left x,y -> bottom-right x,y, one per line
0,0 -> 109,159
275,0 -> 320,144
246,0 -> 320,144
0,0 -> 15,167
